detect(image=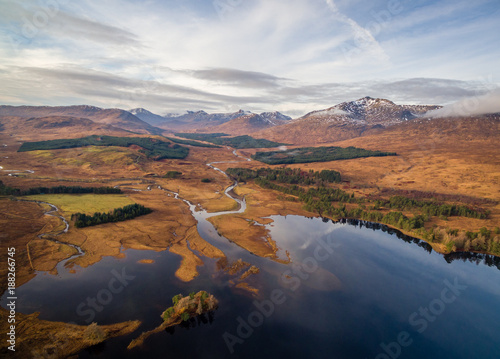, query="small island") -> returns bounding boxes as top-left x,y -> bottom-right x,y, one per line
128,291 -> 218,349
